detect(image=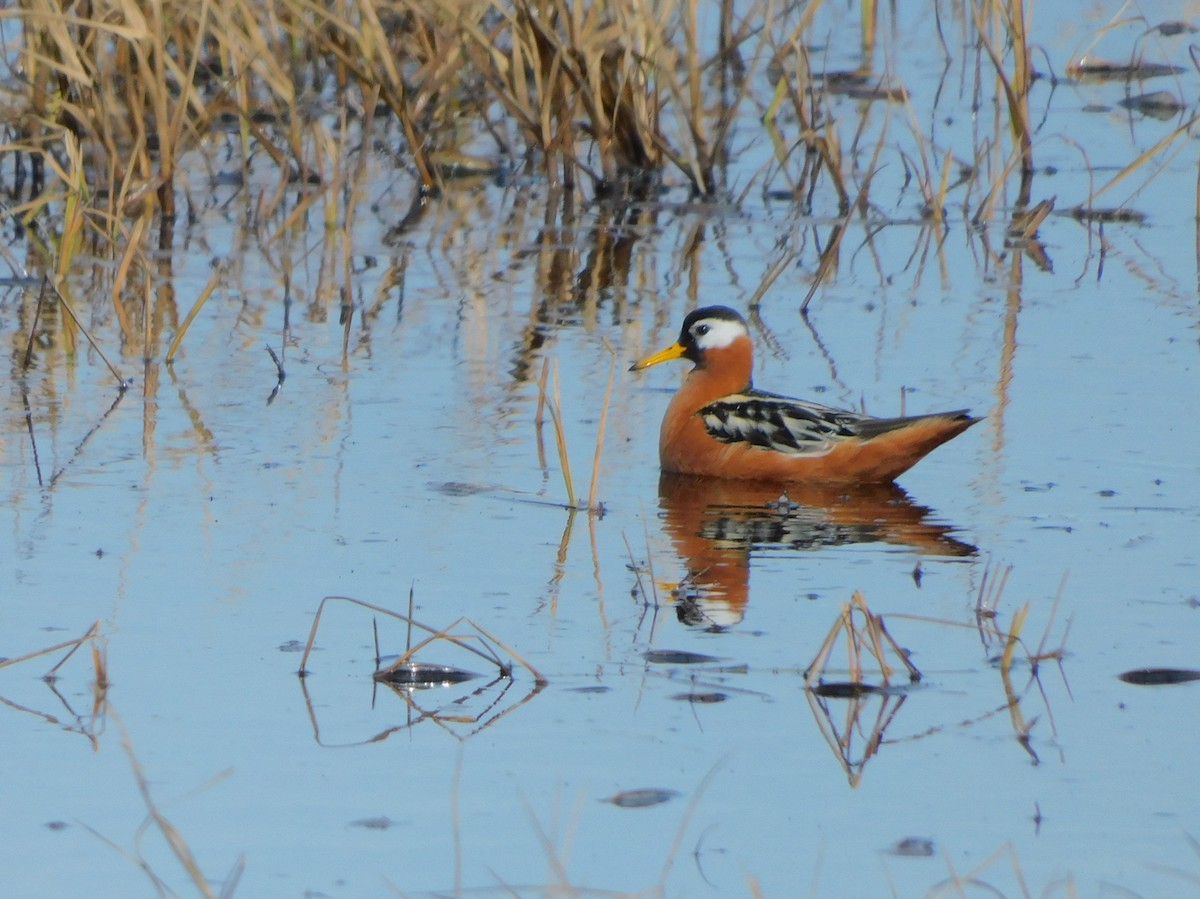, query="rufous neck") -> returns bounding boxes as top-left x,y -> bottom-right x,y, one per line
689,337 -> 753,397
